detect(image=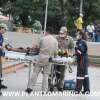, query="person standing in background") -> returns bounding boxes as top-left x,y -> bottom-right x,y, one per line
86,23 -> 95,41
75,13 -> 84,32
0,23 -> 8,95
